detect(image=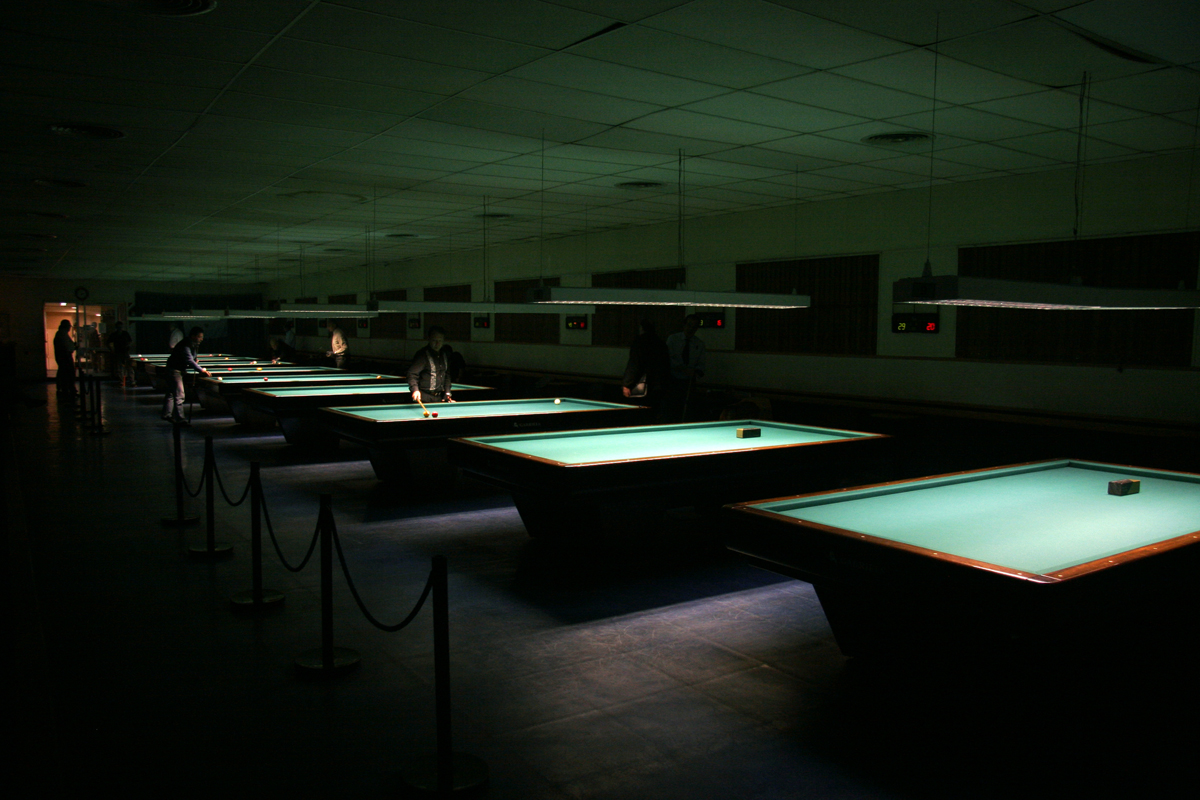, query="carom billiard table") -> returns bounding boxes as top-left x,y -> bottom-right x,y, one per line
133,354 -> 271,386
725,459 -> 1200,655
238,382 -> 496,445
196,371 -> 401,421
320,398 -> 653,481
447,420 -> 888,537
